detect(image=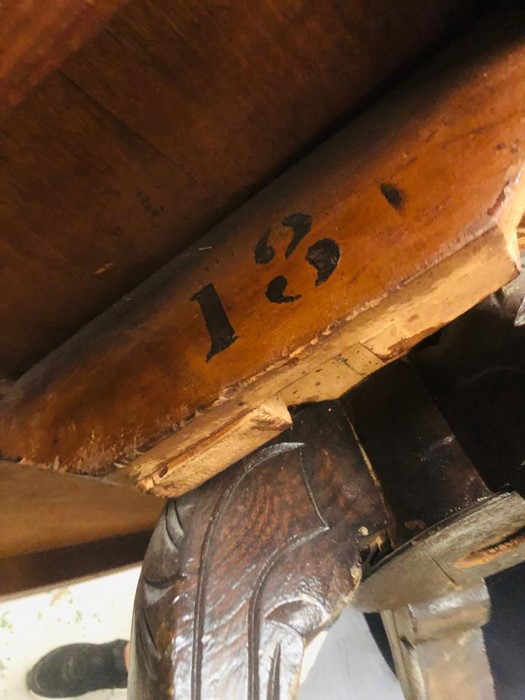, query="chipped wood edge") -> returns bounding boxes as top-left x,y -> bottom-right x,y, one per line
113,396 -> 292,496
117,220 -> 520,497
